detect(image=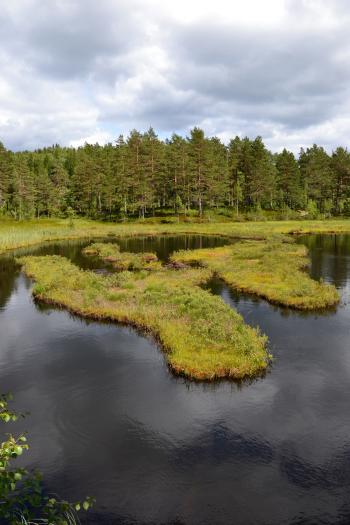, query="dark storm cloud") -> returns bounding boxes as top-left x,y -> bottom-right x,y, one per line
1,0 -> 350,150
